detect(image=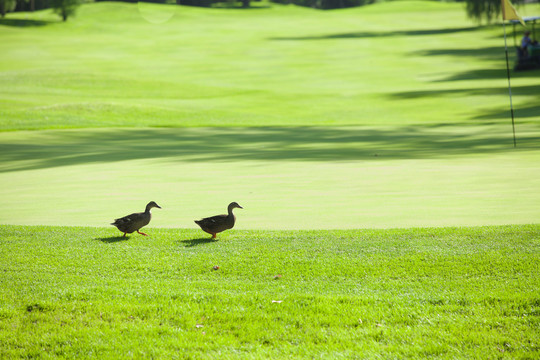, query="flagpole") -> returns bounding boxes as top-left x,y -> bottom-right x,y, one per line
503,21 -> 517,148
